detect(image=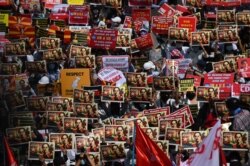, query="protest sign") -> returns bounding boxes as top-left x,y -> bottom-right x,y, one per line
158,3 -> 175,17
129,0 -> 152,6
132,8 -> 151,22
28,141 -> 55,160
204,73 -> 234,87
238,58 -> 250,78
102,55 -> 129,72
98,67 -> 126,87
222,131 -> 249,151
88,29 -> 118,50
49,133 -> 74,150
151,16 -> 170,34
178,16 -> 197,32
135,33 -> 153,50
179,79 -> 194,92
68,5 -> 89,25
186,74 -> 201,87
60,69 -> 91,97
